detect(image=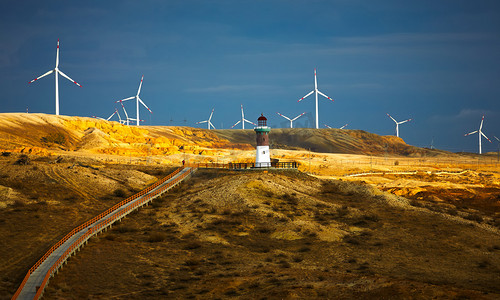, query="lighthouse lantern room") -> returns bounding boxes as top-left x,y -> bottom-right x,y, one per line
254,114 -> 271,167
